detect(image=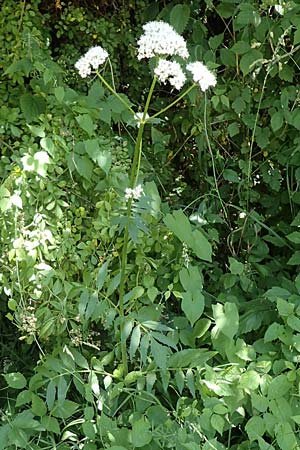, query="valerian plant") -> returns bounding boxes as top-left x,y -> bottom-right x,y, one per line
73,20 -> 216,376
